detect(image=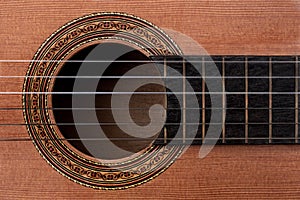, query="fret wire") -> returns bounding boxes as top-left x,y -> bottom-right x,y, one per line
163,57 -> 167,144
163,127 -> 167,144
202,57 -> 206,143
182,58 -> 186,144
269,57 -> 272,144
296,56 -> 299,143
245,57 -> 249,144
222,57 -> 226,143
